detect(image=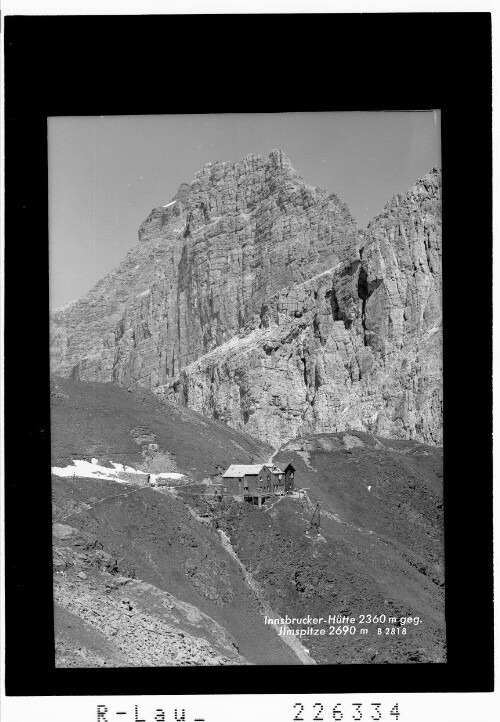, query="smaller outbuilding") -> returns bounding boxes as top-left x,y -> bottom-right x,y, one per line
283,463 -> 296,493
